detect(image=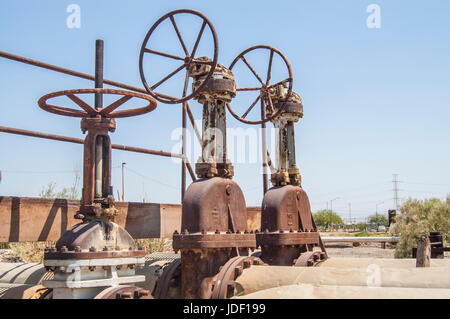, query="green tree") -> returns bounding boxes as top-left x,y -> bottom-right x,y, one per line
368,213 -> 389,230
313,210 -> 343,229
390,196 -> 450,258
356,222 -> 368,231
